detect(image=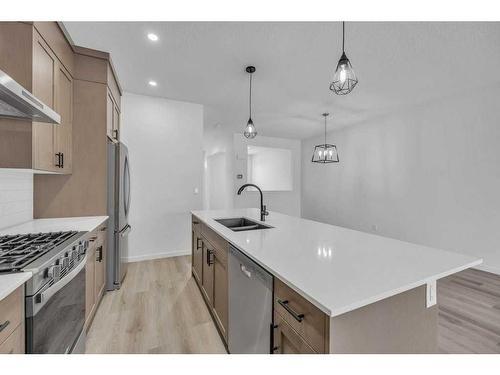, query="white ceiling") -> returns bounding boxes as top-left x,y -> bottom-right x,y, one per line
63,22 -> 500,139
